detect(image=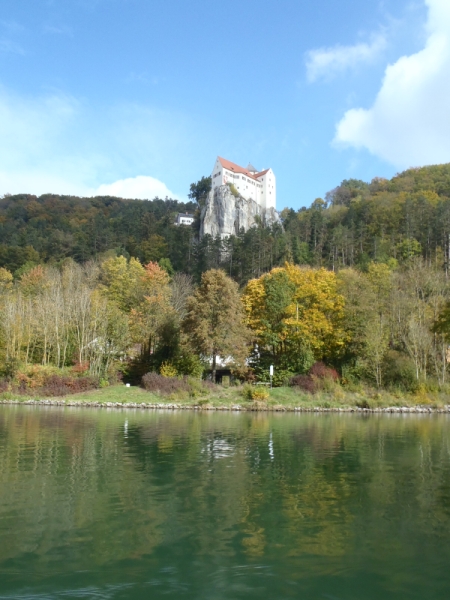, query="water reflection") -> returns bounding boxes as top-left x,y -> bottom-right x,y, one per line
0,407 -> 449,599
